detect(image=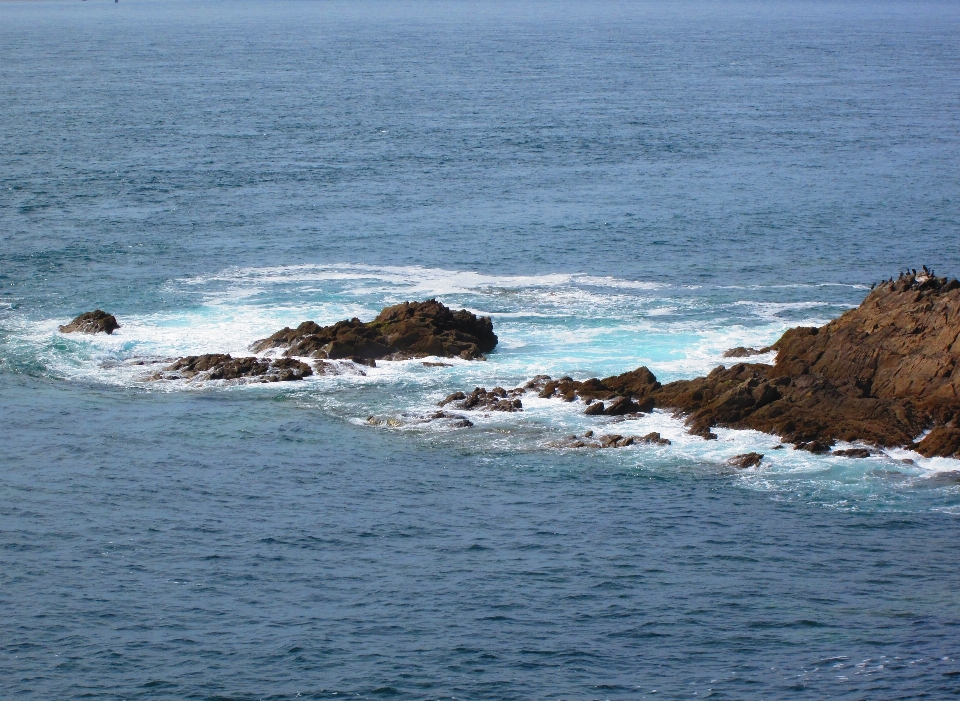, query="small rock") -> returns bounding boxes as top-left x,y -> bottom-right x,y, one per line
599,434 -> 623,448
639,432 -> 671,446
59,310 -> 120,335
584,401 -> 605,416
832,448 -> 872,458
727,452 -> 763,469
